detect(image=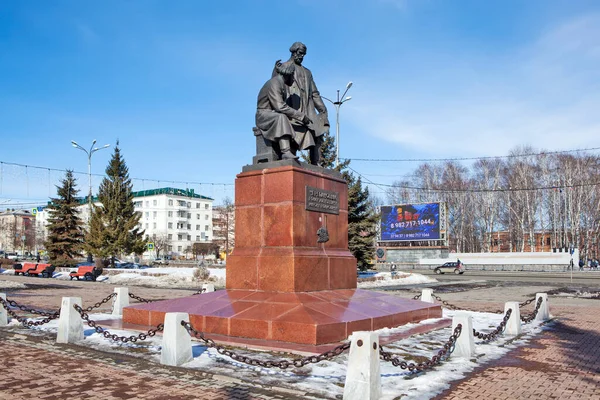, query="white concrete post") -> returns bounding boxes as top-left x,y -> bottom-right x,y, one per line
202,283 -> 215,293
421,288 -> 434,303
0,293 -> 8,326
535,293 -> 550,322
452,313 -> 475,358
56,297 -> 84,344
160,312 -> 193,367
343,331 -> 381,400
112,287 -> 129,316
504,301 -> 521,336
